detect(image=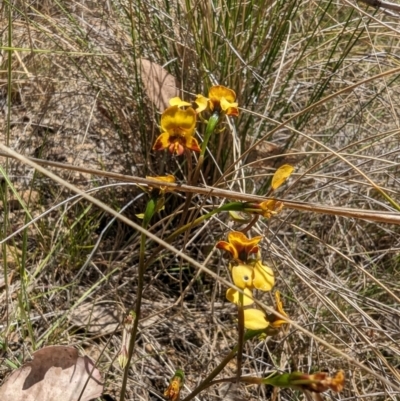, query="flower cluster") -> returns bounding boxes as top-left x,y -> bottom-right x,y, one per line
152,85 -> 239,156
217,231 -> 288,330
